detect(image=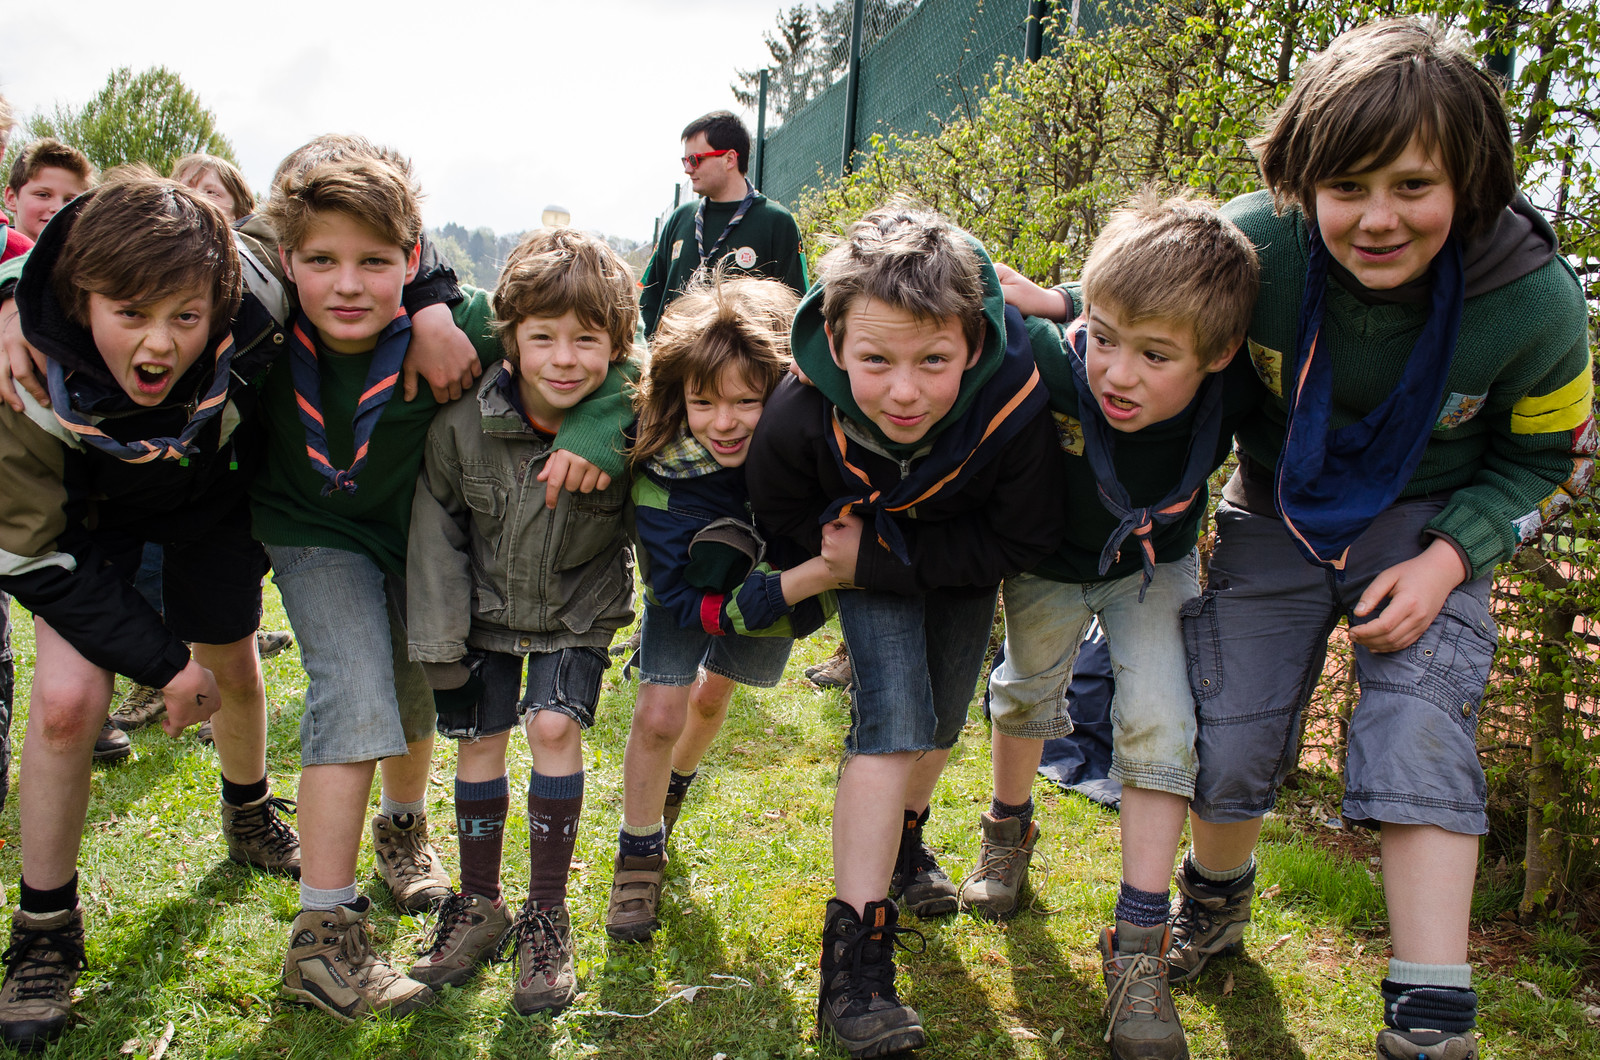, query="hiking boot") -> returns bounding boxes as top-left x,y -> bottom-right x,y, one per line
195,719 -> 215,746
890,809 -> 957,918
372,812 -> 451,913
662,791 -> 684,846
257,629 -> 295,659
0,905 -> 86,1049
283,899 -> 434,1022
502,899 -> 576,1014
804,645 -> 853,690
817,898 -> 926,1057
1375,1028 -> 1479,1060
1166,863 -> 1253,985
605,851 -> 666,941
222,792 -> 301,878
409,891 -> 511,988
1099,921 -> 1188,1060
109,684 -> 164,732
958,811 -> 1040,920
93,721 -> 131,763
